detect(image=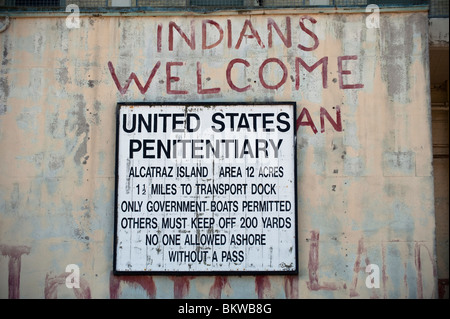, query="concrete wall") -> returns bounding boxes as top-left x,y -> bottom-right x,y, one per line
0,8 -> 438,298
429,16 -> 449,299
